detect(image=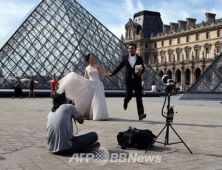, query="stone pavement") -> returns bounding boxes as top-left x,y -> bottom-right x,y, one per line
0,94 -> 222,170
